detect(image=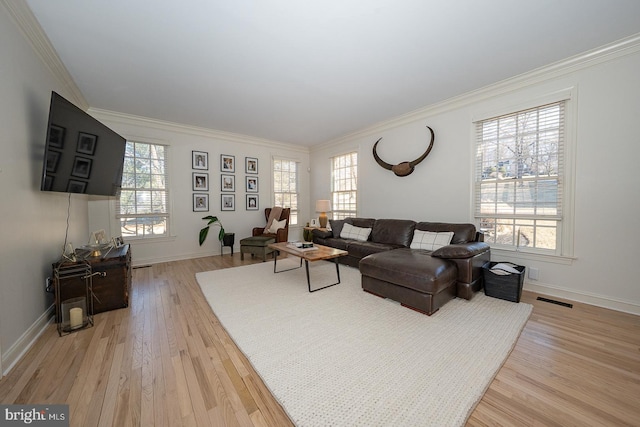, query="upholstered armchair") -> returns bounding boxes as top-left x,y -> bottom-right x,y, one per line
252,207 -> 290,243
